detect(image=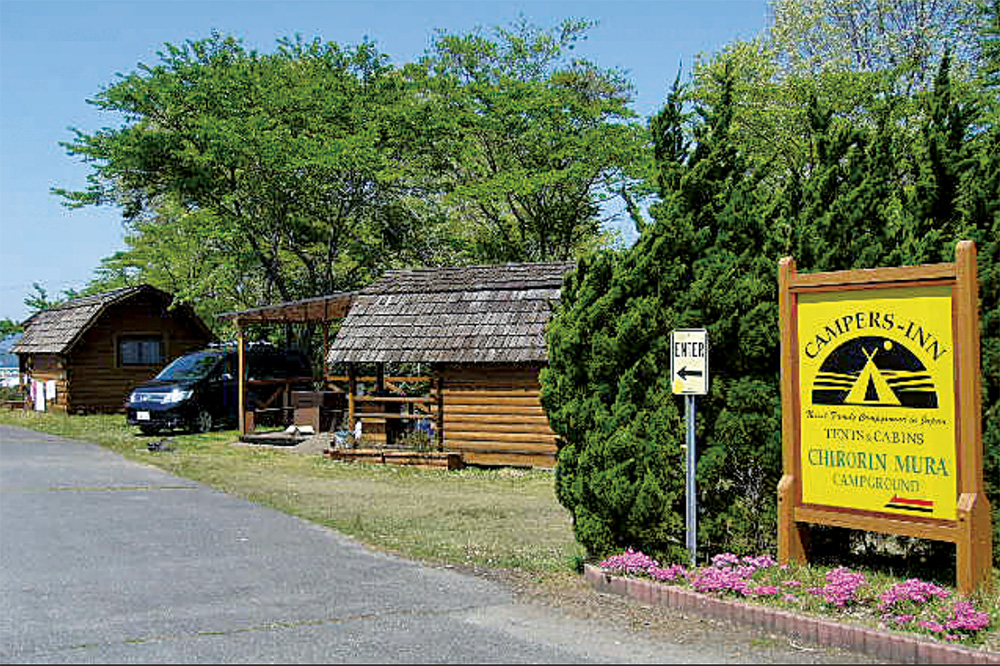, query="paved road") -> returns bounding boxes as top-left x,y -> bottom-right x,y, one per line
0,425 -> 879,664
